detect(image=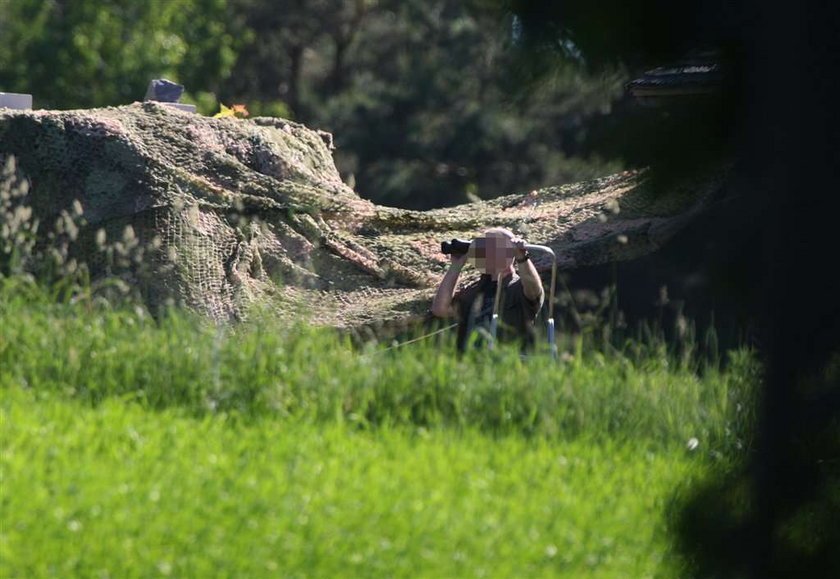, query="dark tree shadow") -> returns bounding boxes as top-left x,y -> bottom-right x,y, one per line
506,1 -> 840,576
